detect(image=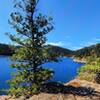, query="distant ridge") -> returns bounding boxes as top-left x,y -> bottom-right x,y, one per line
0,43 -> 100,57
46,45 -> 74,57
0,43 -> 73,56
74,43 -> 100,58
0,43 -> 15,56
